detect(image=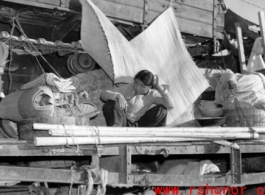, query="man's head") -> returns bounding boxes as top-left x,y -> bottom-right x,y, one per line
134,70 -> 154,95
